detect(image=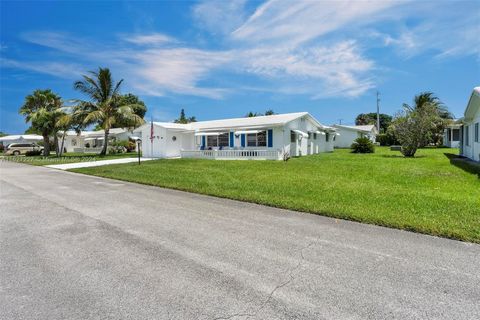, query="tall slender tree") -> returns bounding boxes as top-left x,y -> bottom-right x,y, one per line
19,89 -> 64,156
73,67 -> 144,155
174,108 -> 196,124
